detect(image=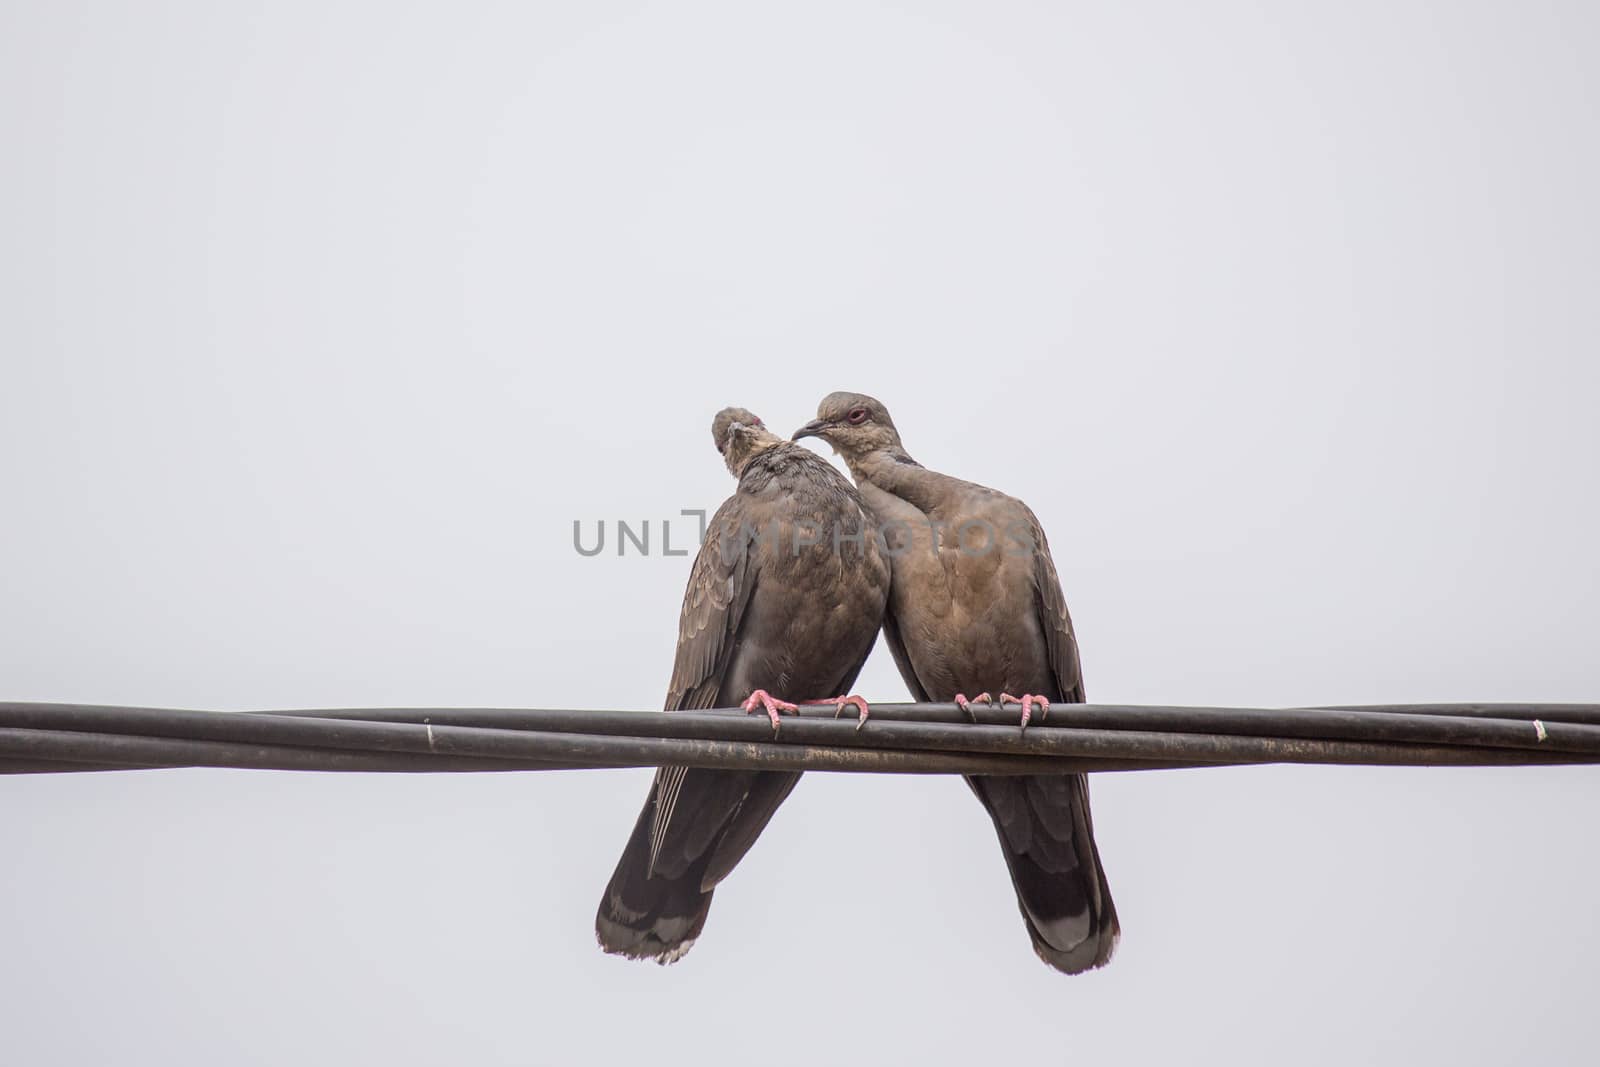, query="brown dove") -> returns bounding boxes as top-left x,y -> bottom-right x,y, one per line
794,392 -> 1118,973
595,406 -> 890,963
